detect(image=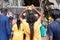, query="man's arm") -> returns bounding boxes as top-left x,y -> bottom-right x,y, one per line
47,24 -> 53,40
48,36 -> 53,40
